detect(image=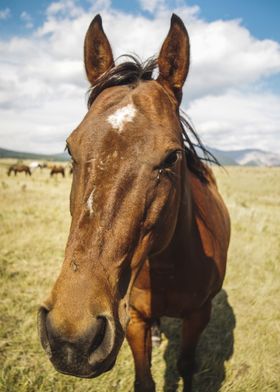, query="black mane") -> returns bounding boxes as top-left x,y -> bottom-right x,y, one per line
87,55 -> 220,183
